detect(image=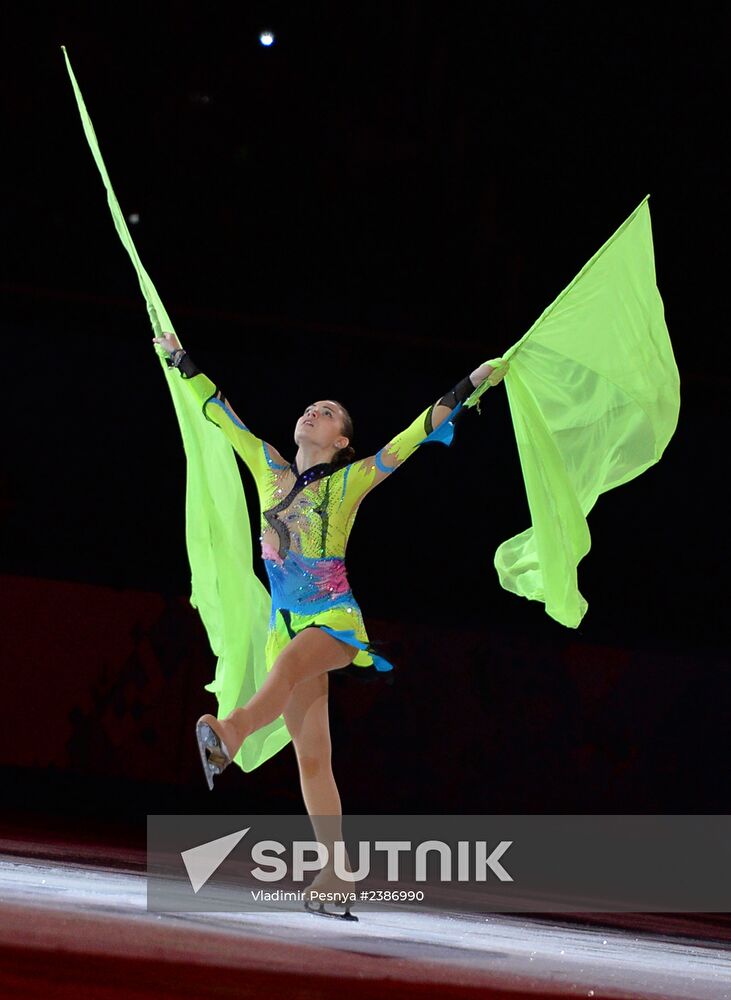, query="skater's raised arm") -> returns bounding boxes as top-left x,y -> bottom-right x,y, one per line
335,359 -> 506,515
376,359 -> 504,475
153,332 -> 289,479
